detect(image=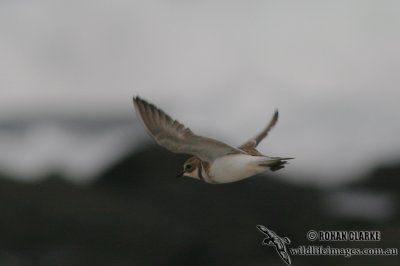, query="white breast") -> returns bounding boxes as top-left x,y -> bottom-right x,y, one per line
209,154 -> 270,183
